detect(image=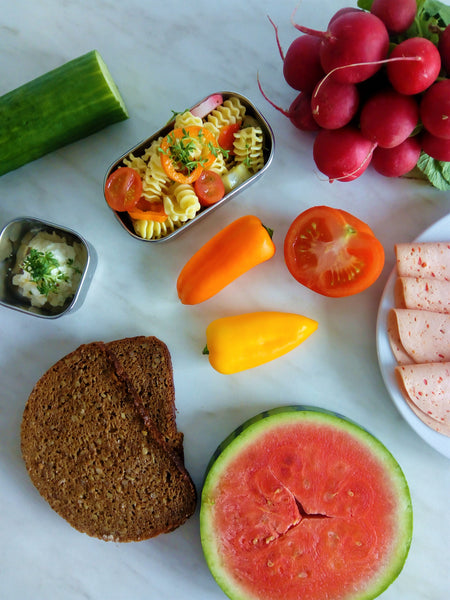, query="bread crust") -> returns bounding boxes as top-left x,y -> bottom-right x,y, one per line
21,338 -> 196,542
106,336 -> 185,459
